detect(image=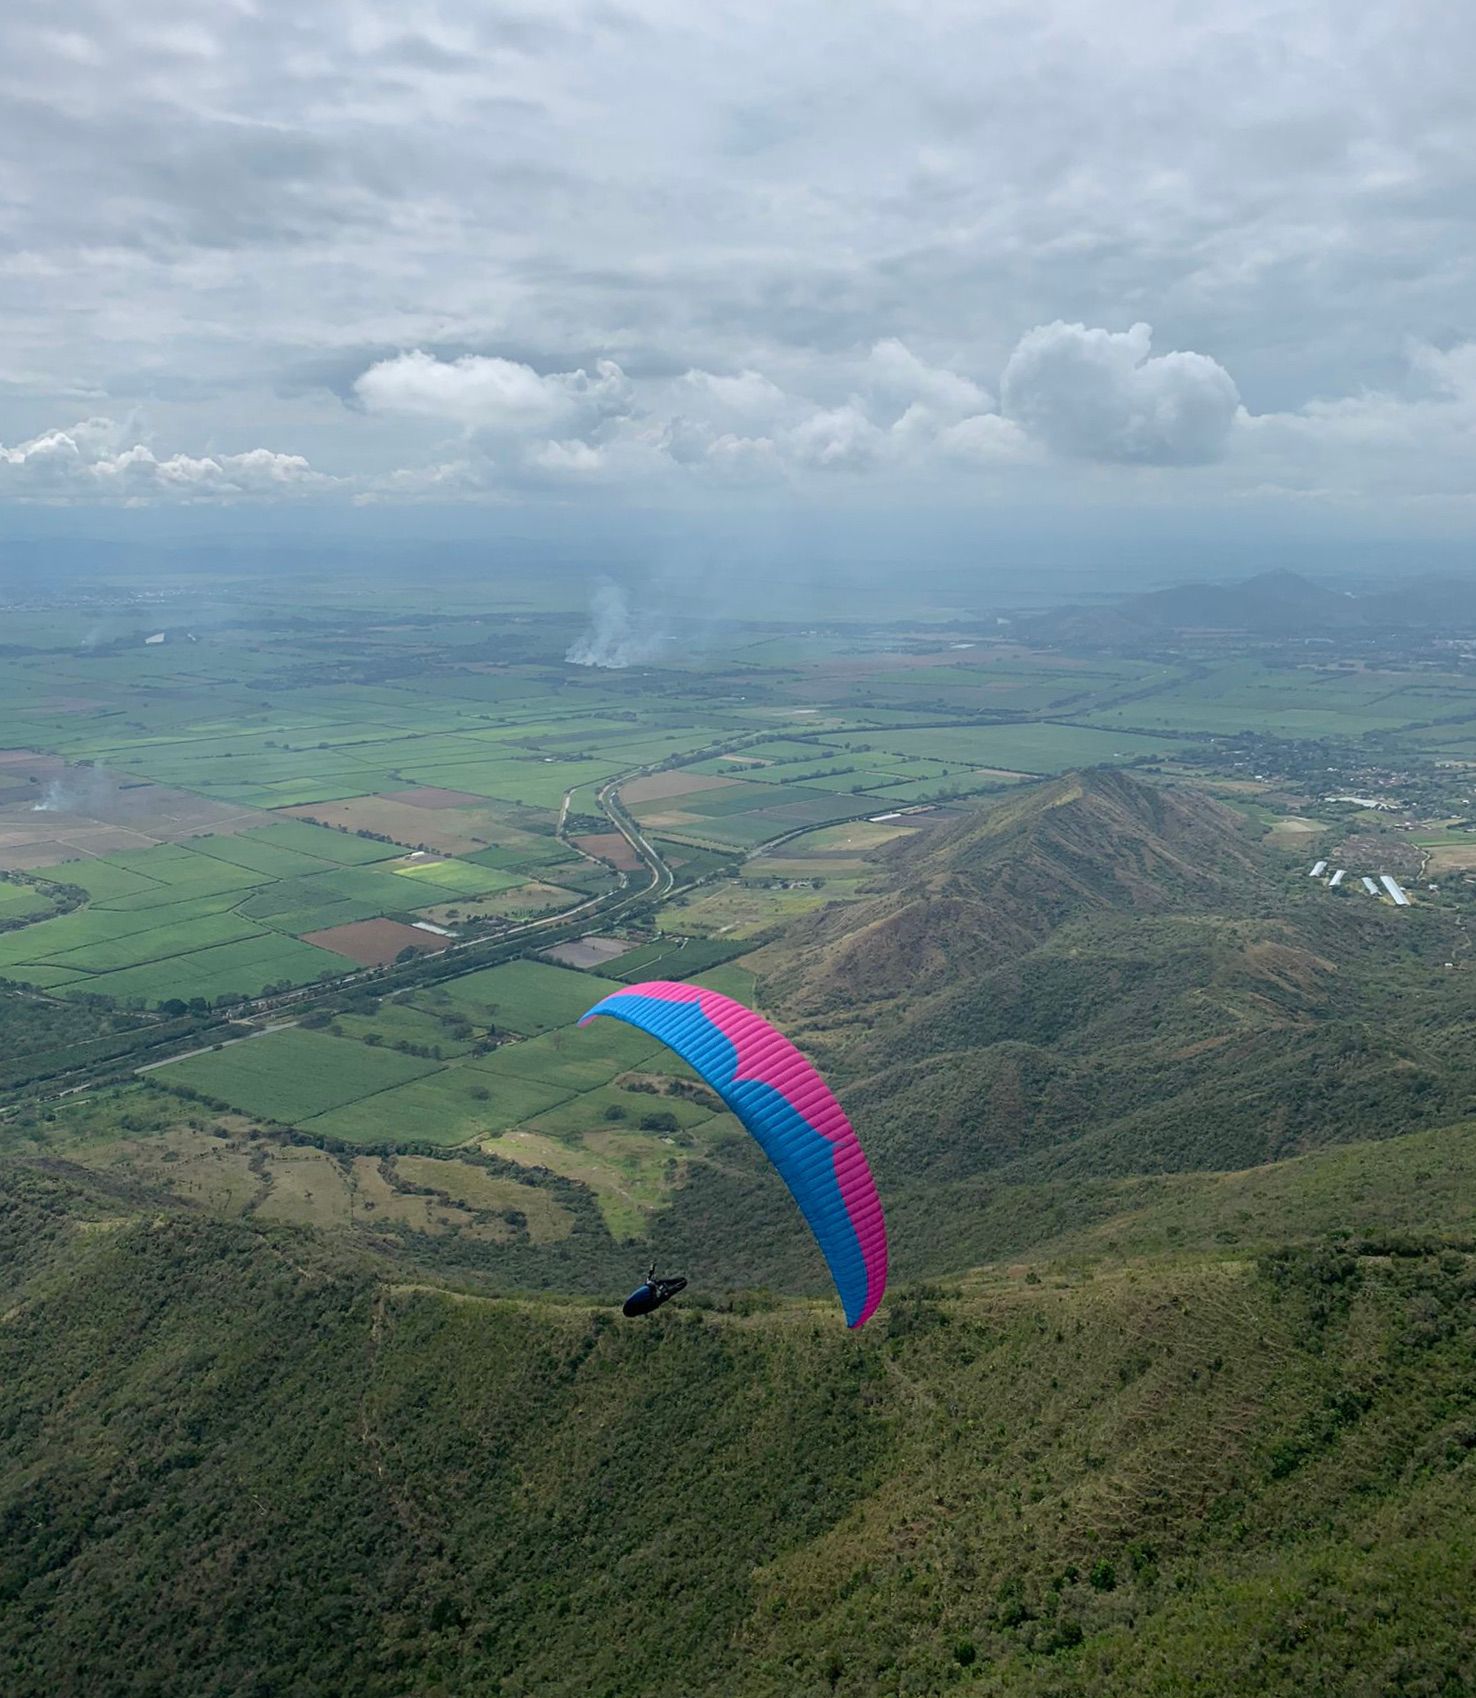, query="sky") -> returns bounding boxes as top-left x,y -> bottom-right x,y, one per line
1,0 -> 1475,566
